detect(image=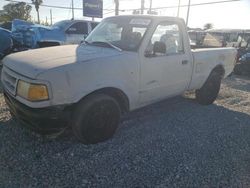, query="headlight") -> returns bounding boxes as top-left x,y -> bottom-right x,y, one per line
17,80 -> 49,101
